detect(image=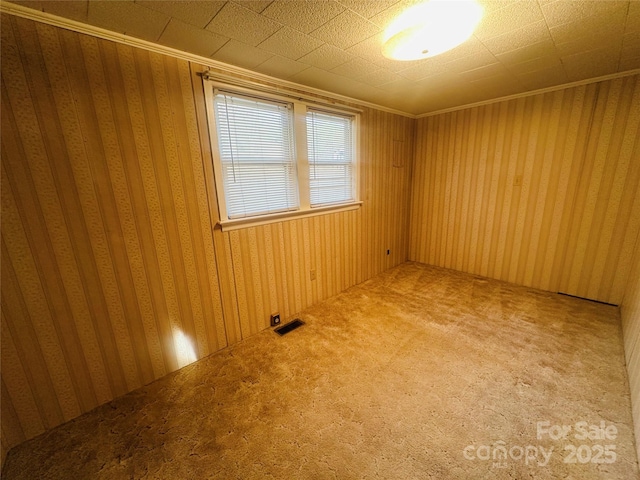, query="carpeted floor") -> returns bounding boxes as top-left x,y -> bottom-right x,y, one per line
3,262 -> 639,479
